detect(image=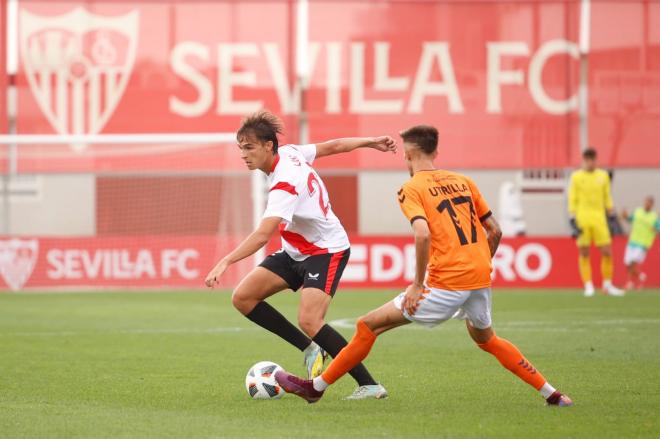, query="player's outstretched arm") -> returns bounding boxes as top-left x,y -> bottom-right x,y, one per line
482,215 -> 503,257
204,217 -> 281,288
314,136 -> 397,159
